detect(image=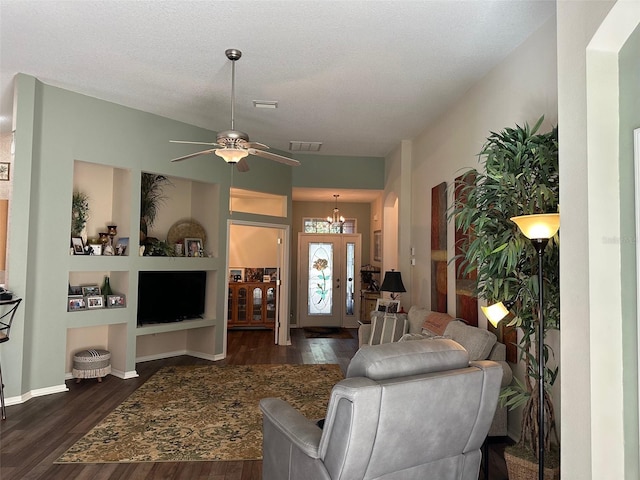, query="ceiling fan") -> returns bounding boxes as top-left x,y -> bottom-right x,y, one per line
170,49 -> 300,172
